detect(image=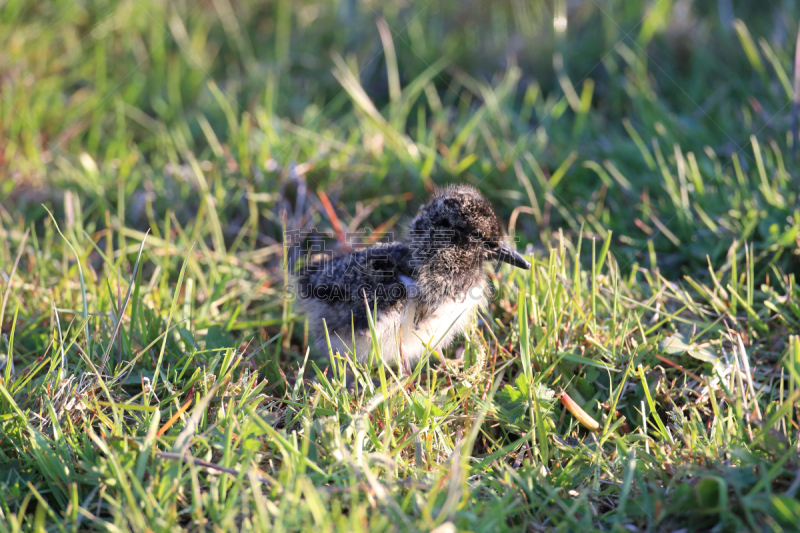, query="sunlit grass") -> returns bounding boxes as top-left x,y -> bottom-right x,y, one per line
1,0 -> 799,531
